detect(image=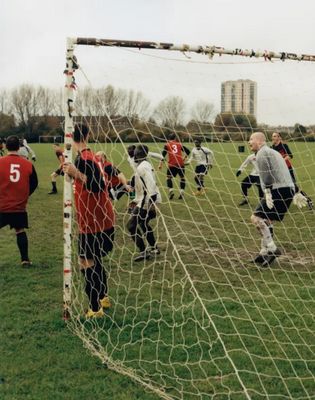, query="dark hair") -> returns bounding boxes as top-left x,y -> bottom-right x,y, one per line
127,144 -> 136,157
73,124 -> 89,143
6,135 -> 20,151
168,133 -> 176,141
134,144 -> 149,162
